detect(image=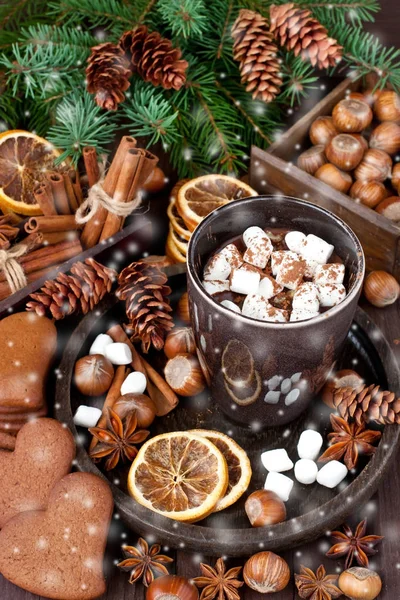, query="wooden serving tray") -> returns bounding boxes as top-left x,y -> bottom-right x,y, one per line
249,78 -> 400,278
55,273 -> 400,556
